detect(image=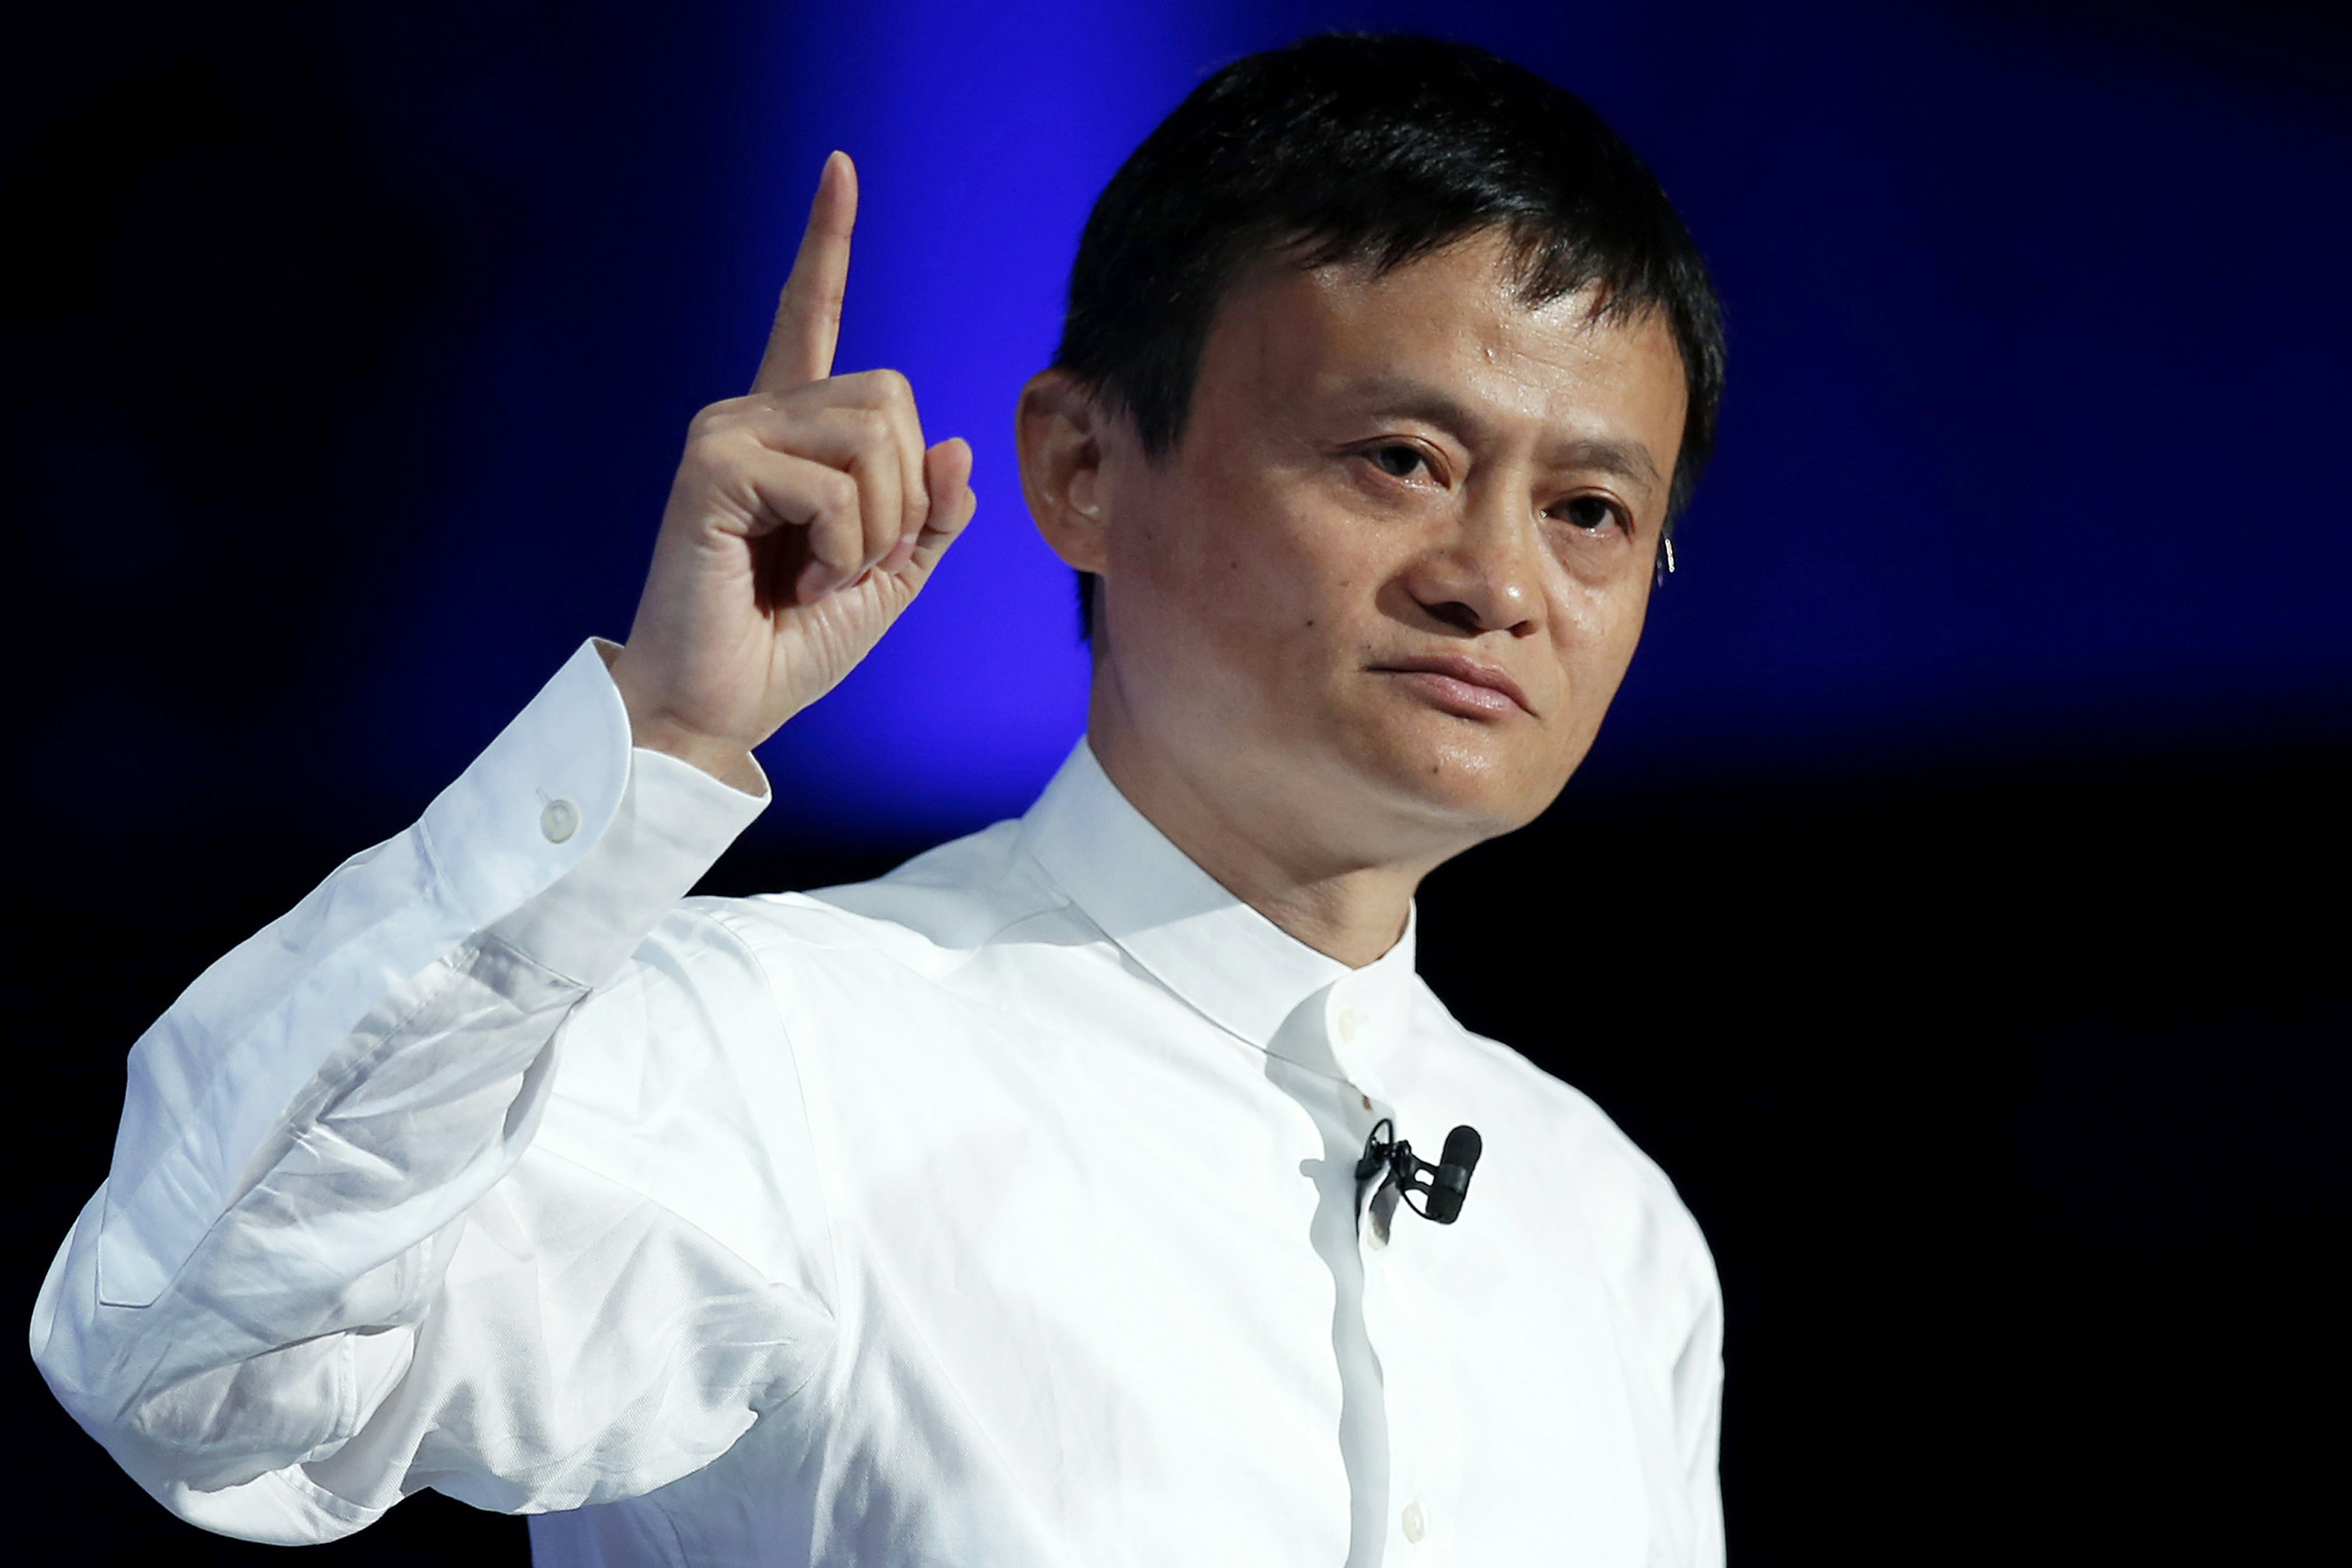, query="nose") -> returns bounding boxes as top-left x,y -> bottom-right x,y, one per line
1396,484 -> 1542,638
